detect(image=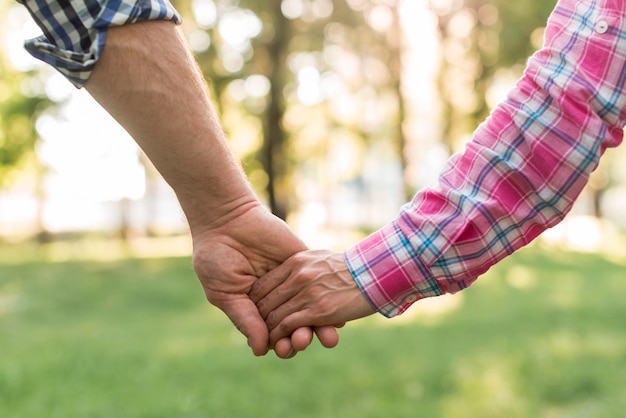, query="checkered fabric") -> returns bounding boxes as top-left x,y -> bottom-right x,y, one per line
18,0 -> 181,87
345,0 -> 626,317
